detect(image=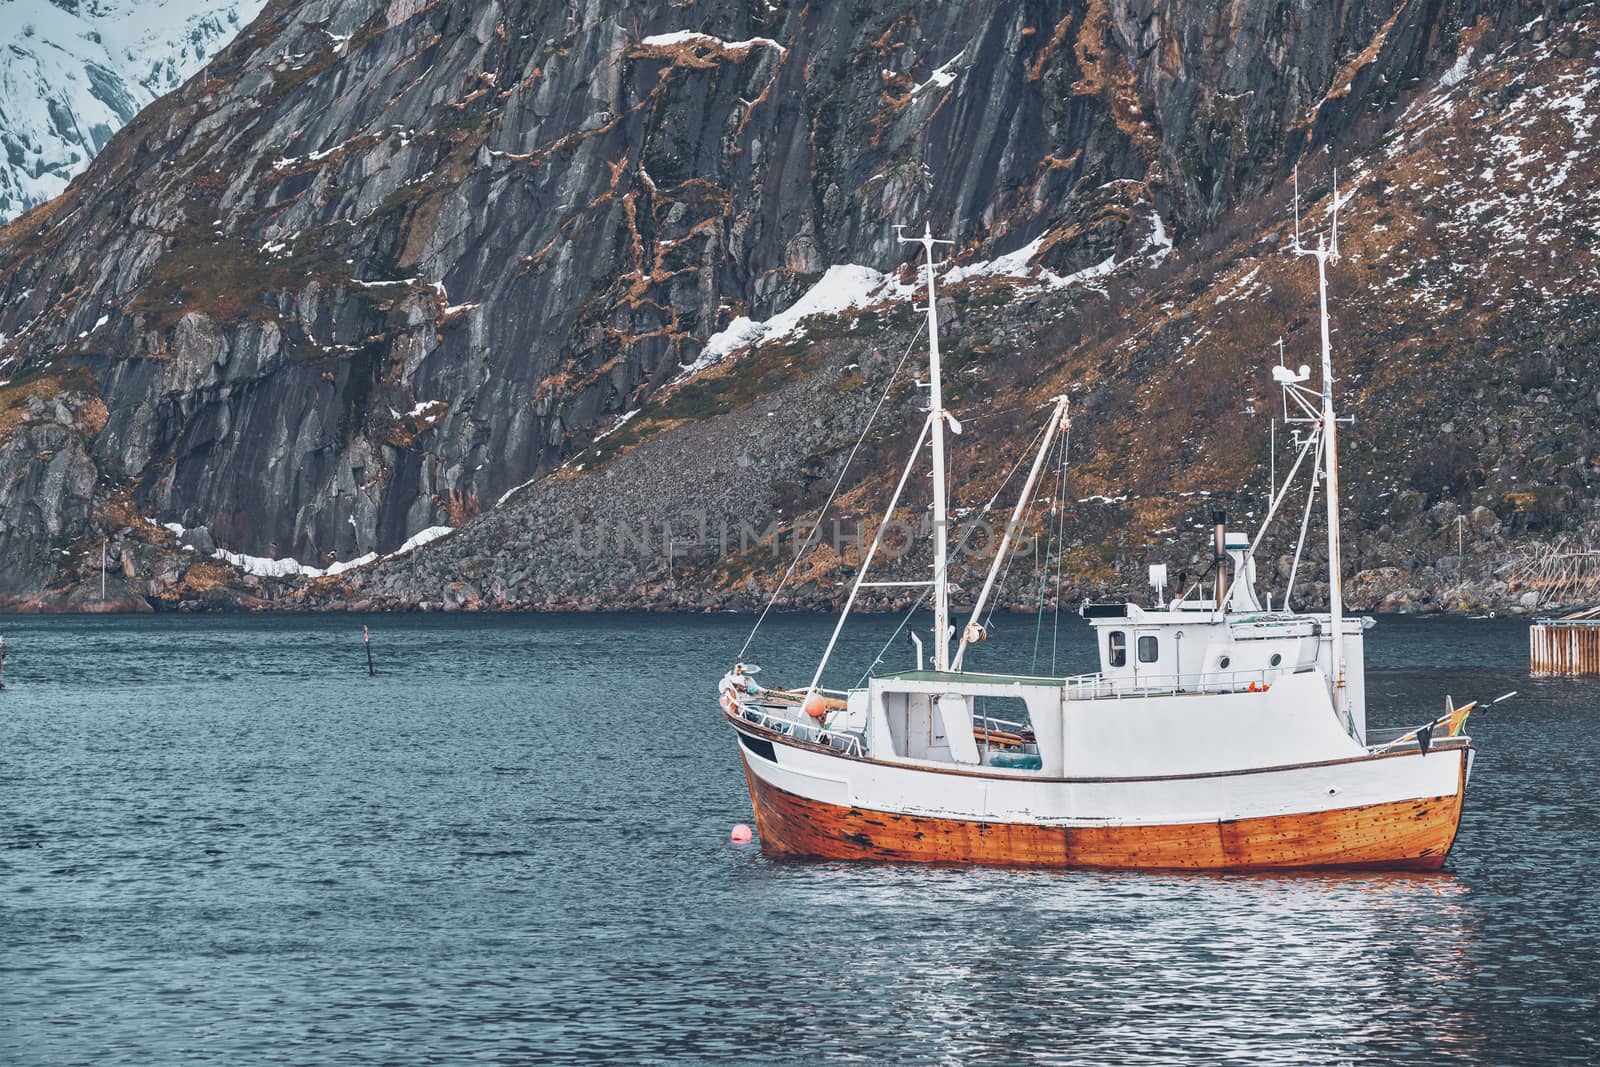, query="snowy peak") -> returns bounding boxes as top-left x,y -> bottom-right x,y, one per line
0,0 -> 265,221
